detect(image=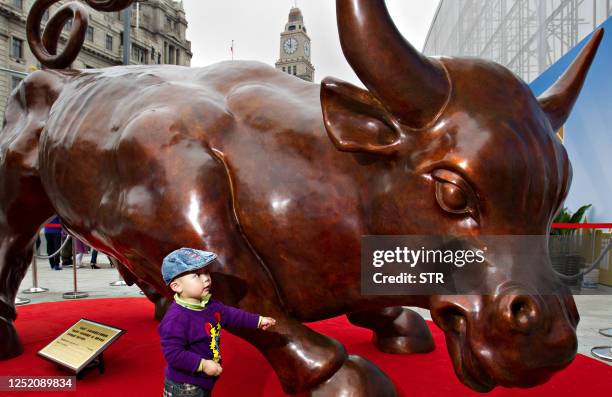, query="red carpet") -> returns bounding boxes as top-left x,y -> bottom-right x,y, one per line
0,298 -> 610,396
